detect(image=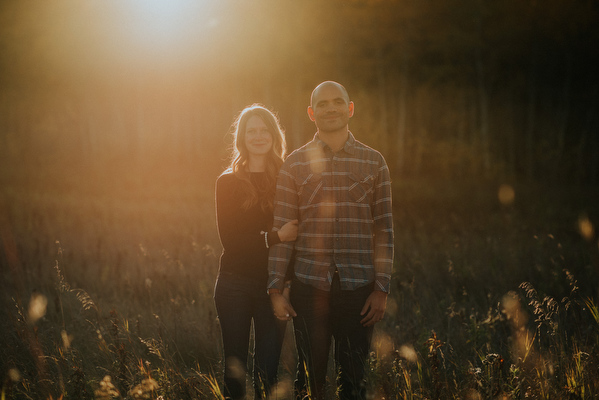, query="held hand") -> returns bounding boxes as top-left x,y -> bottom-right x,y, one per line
282,285 -> 291,301
360,290 -> 388,327
277,219 -> 299,242
270,293 -> 297,321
